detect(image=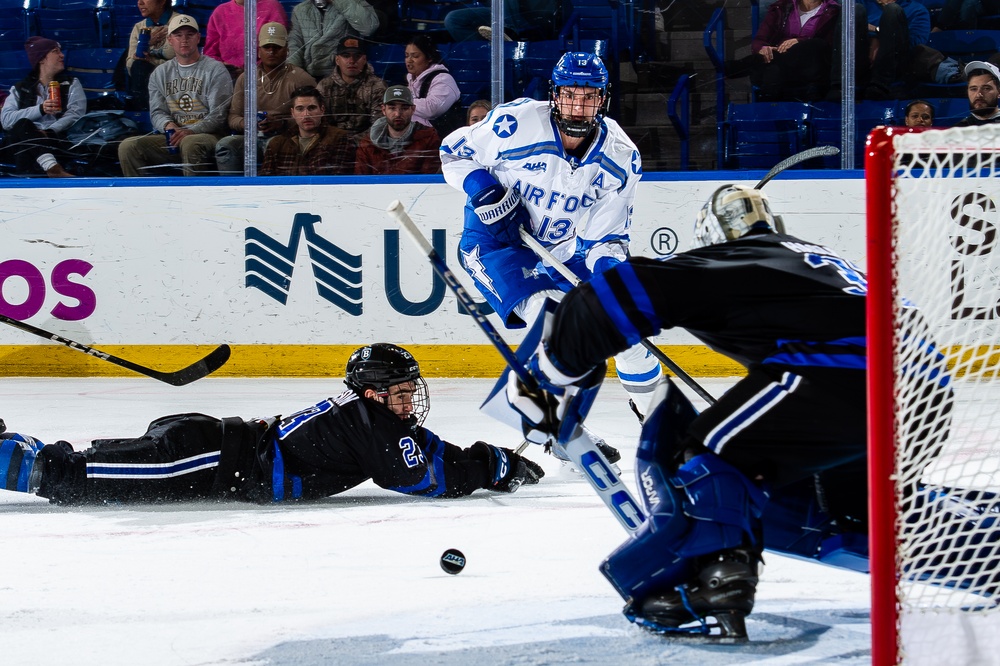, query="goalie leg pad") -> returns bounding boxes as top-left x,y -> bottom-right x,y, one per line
602,452 -> 768,603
